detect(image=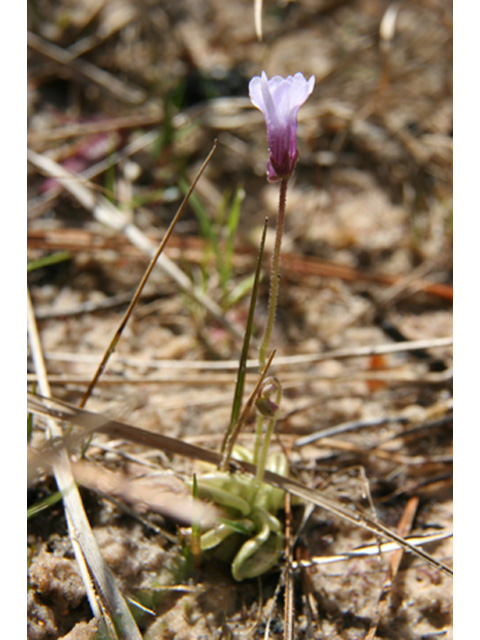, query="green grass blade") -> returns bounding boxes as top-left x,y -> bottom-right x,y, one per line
27,491 -> 63,519
220,217 -> 269,456
178,177 -> 214,243
27,251 -> 72,273
221,187 -> 245,295
225,187 -> 244,259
